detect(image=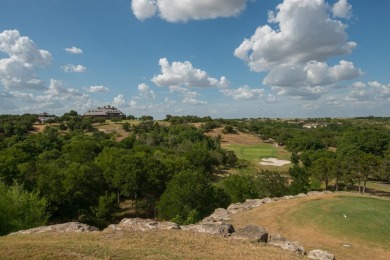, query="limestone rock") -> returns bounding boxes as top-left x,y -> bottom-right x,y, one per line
231,225 -> 268,242
8,222 -> 99,236
104,218 -> 180,232
308,249 -> 335,260
268,234 -> 305,255
202,208 -> 230,224
227,202 -> 244,214
181,223 -> 234,236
